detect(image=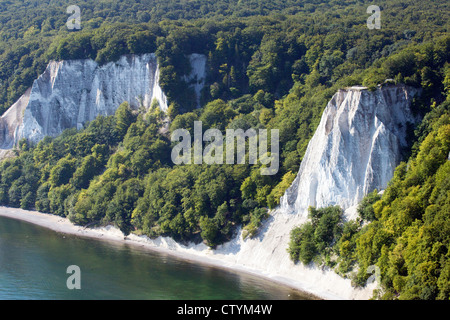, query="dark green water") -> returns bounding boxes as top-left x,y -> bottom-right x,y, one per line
0,215 -> 311,300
